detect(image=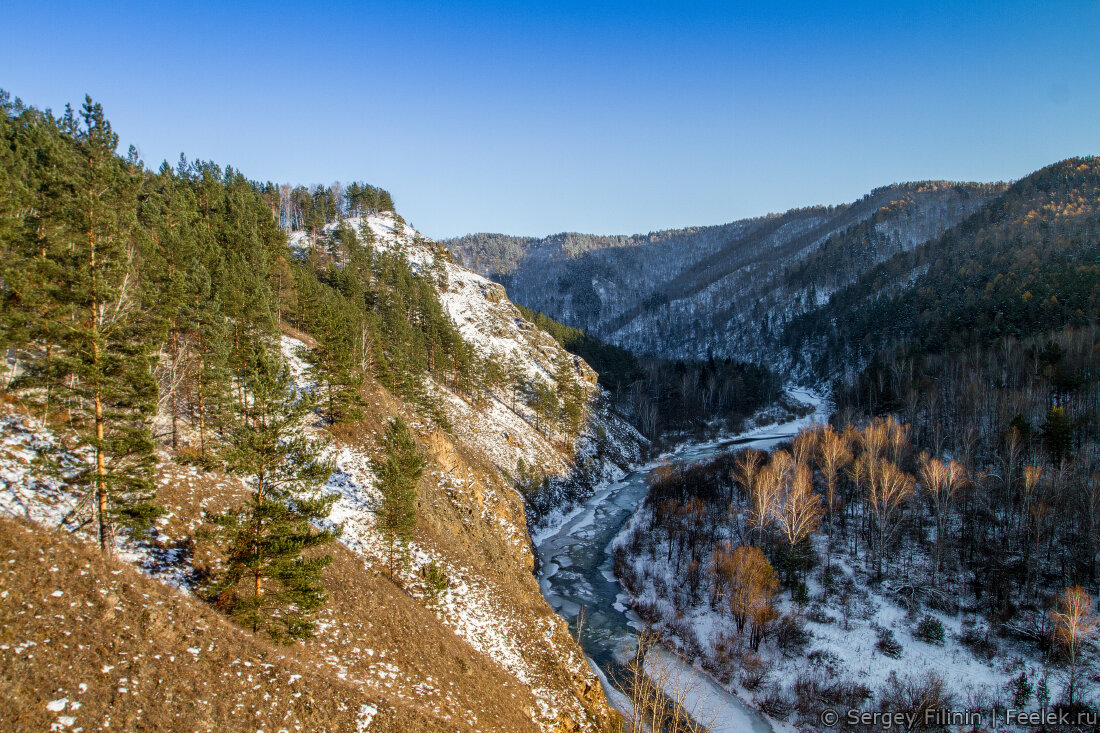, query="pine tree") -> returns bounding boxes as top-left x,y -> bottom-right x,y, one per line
204,344 -> 338,641
1,101 -> 78,410
187,262 -> 232,460
554,352 -> 585,438
374,417 -> 423,578
41,98 -> 162,551
528,374 -> 558,436
141,161 -> 199,452
306,297 -> 365,423
506,353 -> 526,411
